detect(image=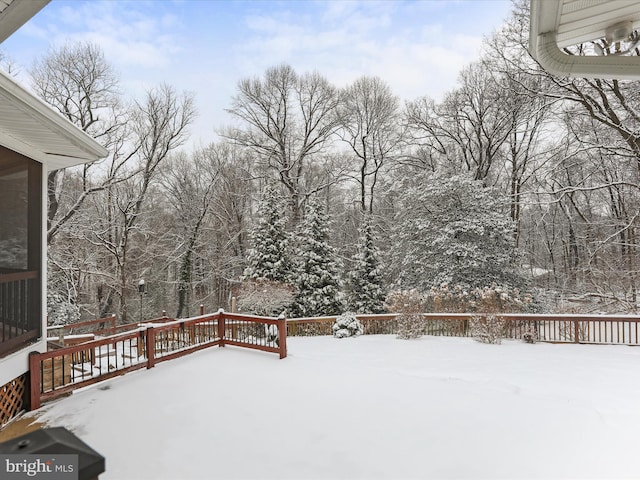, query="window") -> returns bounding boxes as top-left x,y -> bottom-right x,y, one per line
0,146 -> 42,355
